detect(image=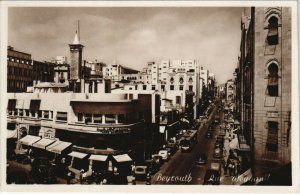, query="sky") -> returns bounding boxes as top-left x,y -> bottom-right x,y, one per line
8,7 -> 243,84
